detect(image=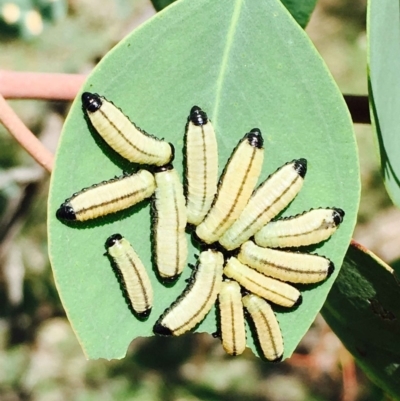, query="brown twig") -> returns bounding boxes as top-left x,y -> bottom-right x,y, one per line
0,70 -> 370,174
0,94 -> 54,172
340,347 -> 358,401
0,180 -> 43,261
0,71 -> 370,123
0,70 -> 86,100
